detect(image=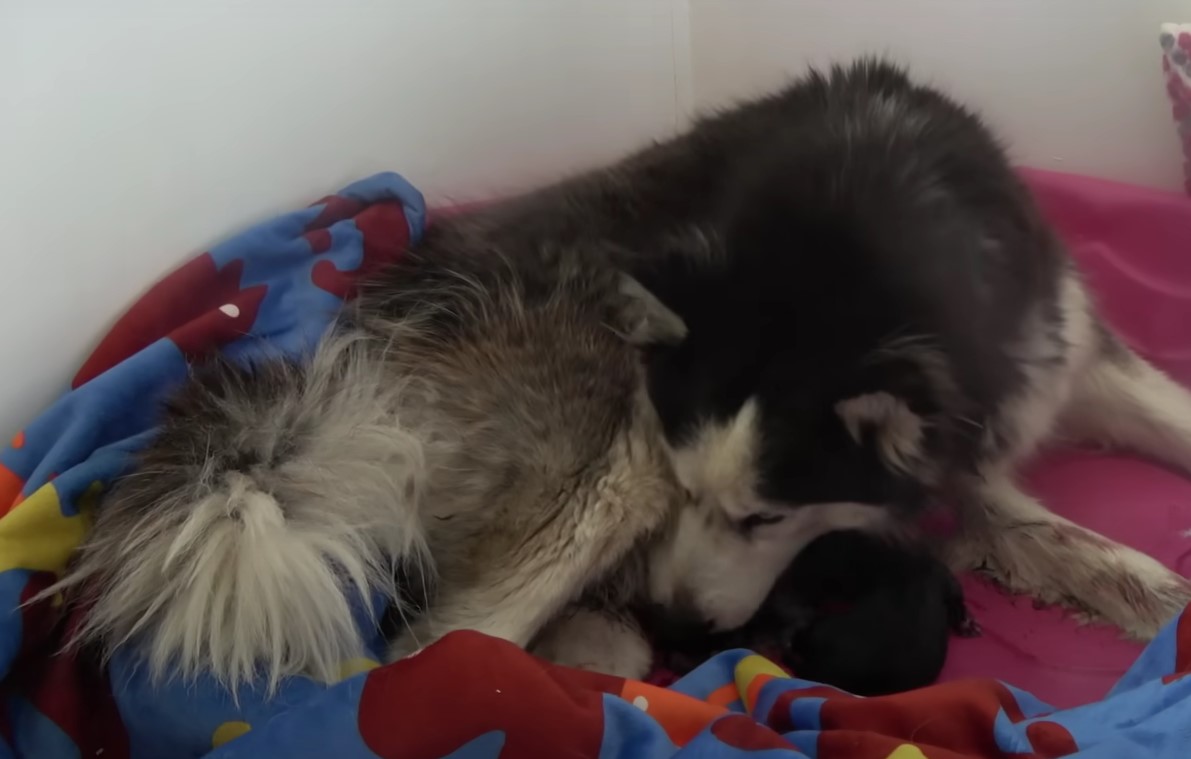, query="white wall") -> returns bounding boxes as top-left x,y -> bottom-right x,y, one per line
0,0 -> 691,437
691,0 -> 1187,191
3,0 -> 1187,437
